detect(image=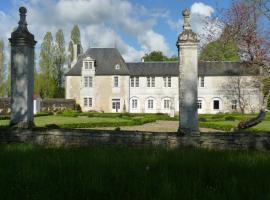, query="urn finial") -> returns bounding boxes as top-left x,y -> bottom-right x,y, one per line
18,7 -> 27,28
